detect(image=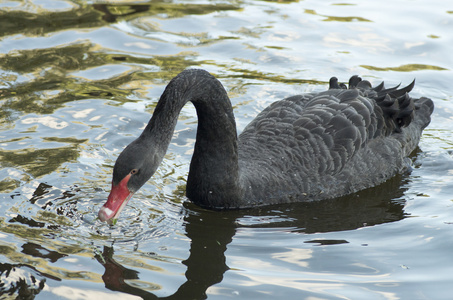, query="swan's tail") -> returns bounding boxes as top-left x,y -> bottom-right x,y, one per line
329,76 -> 434,133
